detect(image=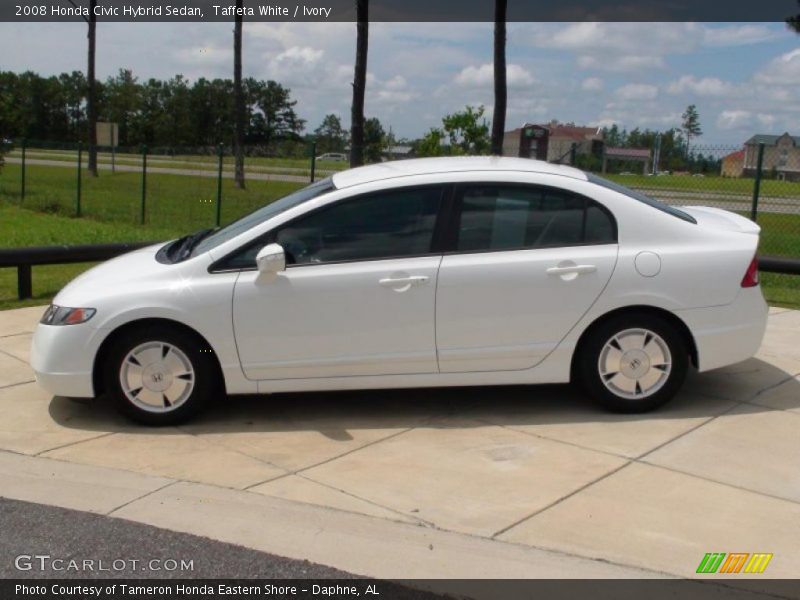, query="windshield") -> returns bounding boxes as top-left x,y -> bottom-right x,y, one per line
586,173 -> 697,224
191,177 -> 336,257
